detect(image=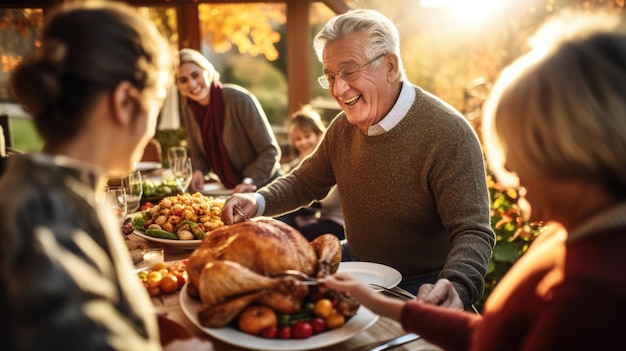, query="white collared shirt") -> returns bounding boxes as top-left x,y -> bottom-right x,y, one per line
367,81 -> 415,136
255,81 -> 416,216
